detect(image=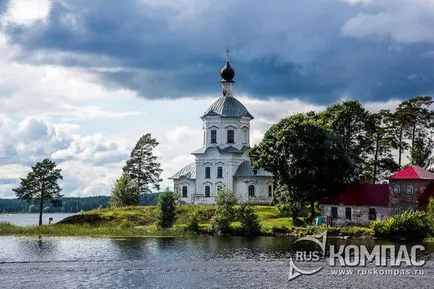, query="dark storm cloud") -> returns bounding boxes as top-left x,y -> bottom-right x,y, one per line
3,0 -> 434,103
